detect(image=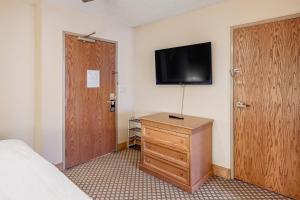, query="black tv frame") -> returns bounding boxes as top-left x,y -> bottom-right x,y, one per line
155,42 -> 212,85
